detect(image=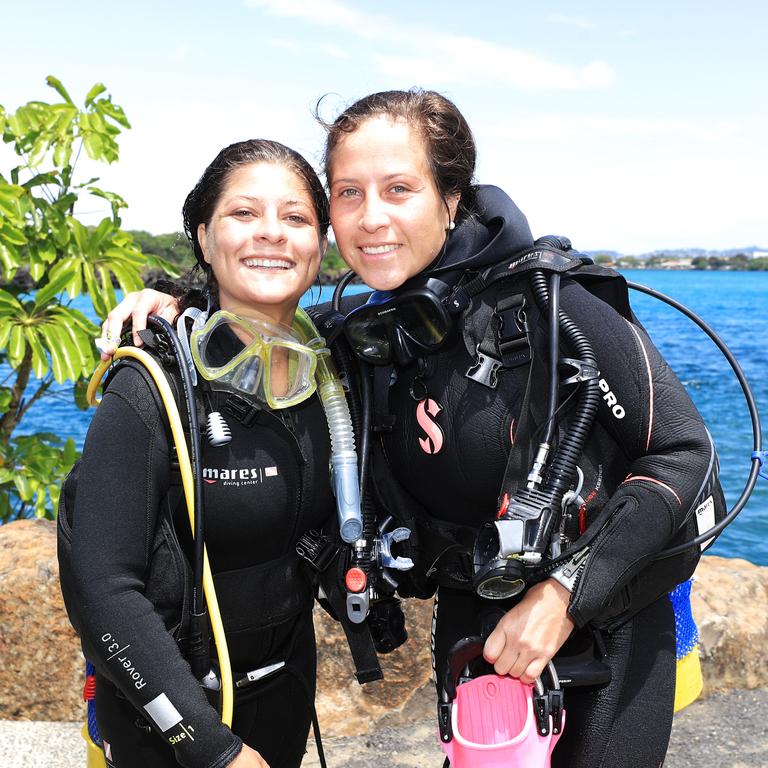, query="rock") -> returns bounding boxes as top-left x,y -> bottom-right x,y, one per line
0,517 -> 766,735
691,556 -> 768,695
314,598 -> 434,736
0,519 -> 83,720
